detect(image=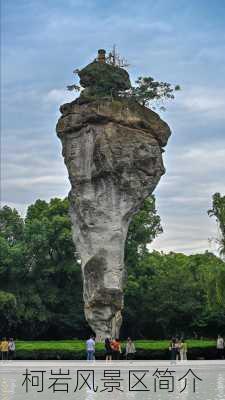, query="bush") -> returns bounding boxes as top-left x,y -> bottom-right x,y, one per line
14,340 -> 217,360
